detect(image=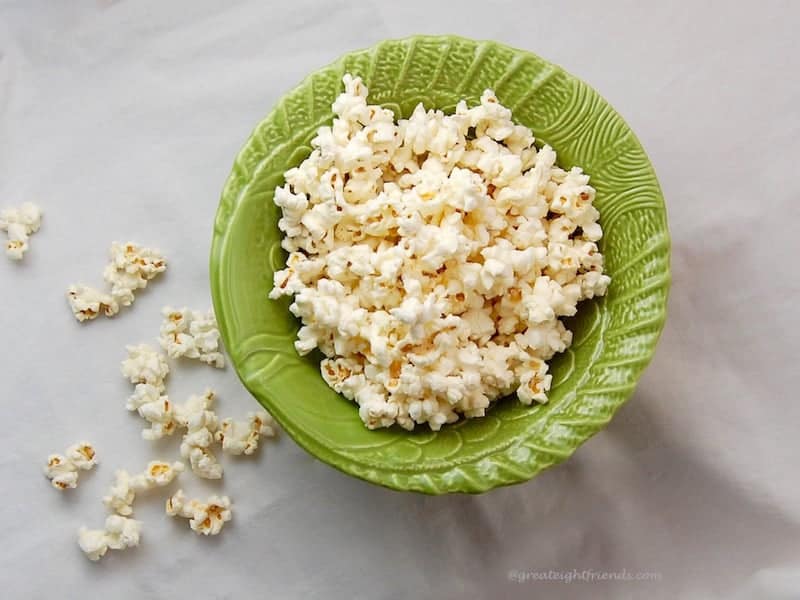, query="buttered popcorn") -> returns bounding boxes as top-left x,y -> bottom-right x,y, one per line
270,75 -> 611,431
